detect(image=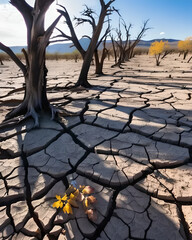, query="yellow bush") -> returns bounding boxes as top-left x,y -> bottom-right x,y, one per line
149,40 -> 168,56
149,40 -> 169,66
178,37 -> 192,59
